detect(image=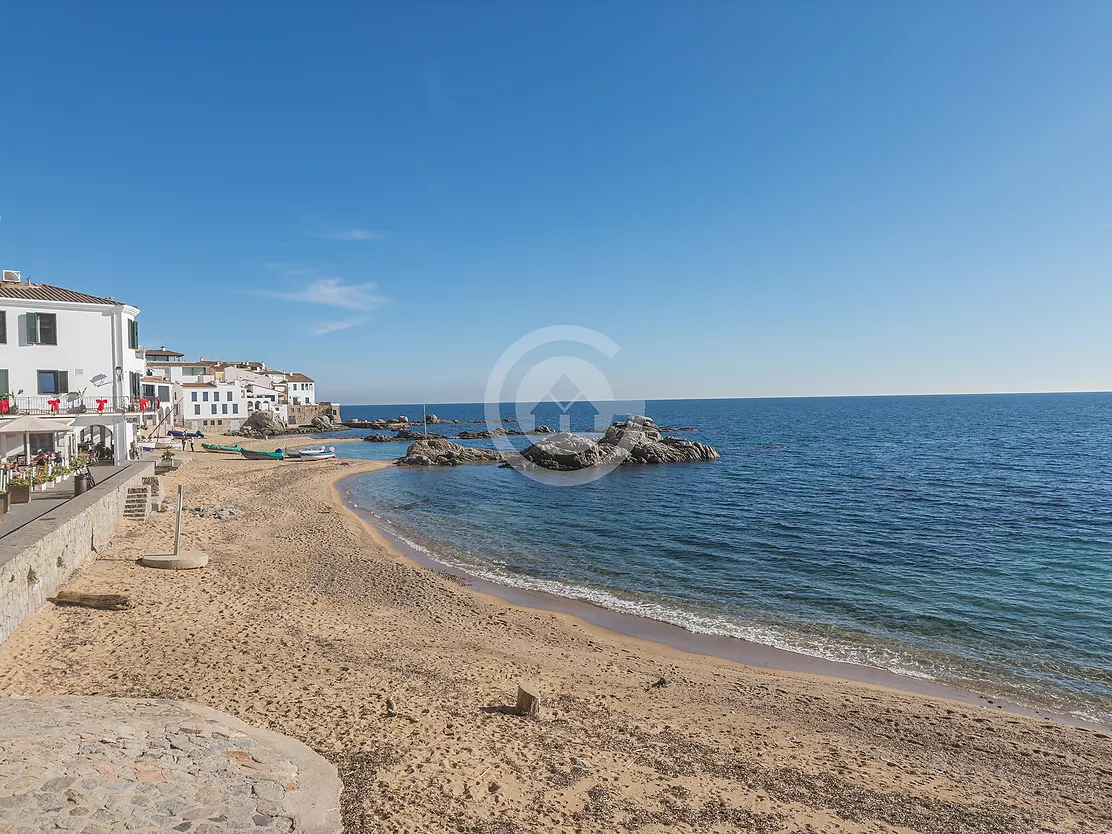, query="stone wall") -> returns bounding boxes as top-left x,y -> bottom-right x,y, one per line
286,402 -> 342,427
0,462 -> 156,645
